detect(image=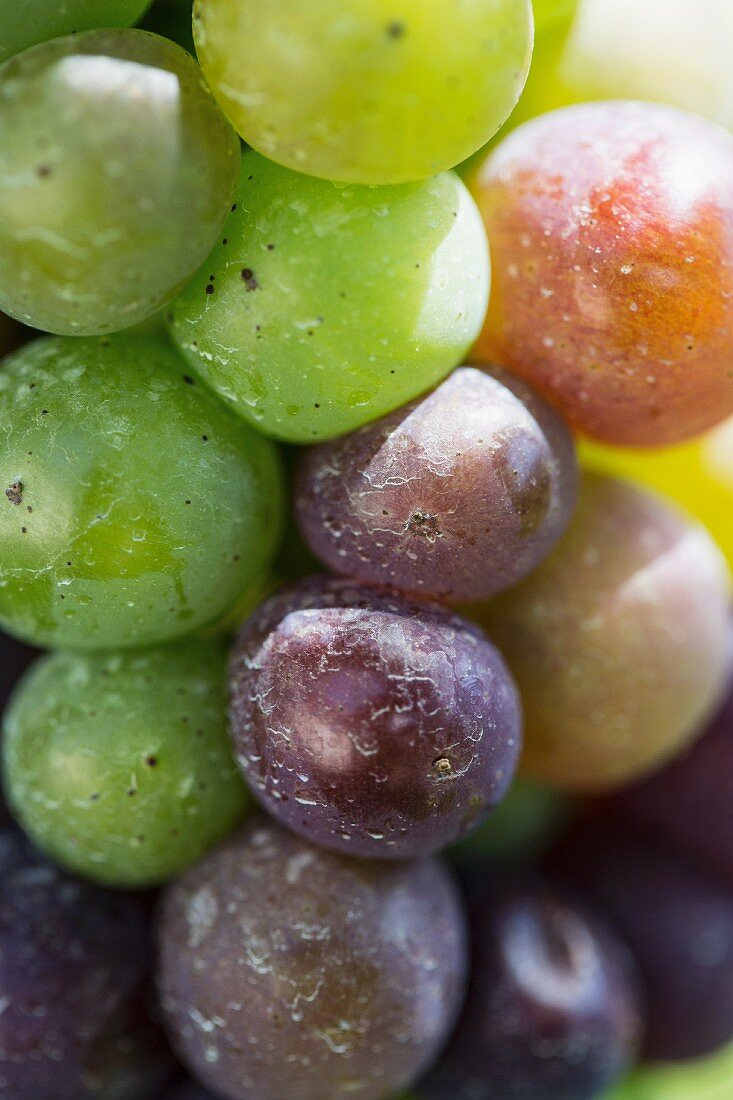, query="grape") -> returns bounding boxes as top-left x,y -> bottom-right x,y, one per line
470,101 -> 733,445
607,1040 -> 733,1100
0,1 -> 152,61
3,639 -> 249,888
192,0 -> 533,186
448,777 -> 572,871
0,333 -> 283,650
581,417 -> 733,569
0,29 -> 240,336
229,577 -> 522,859
168,151 -> 490,444
0,826 -> 174,1099
158,817 -> 468,1100
420,883 -> 642,1100
552,821 -> 733,1061
560,0 -> 733,129
605,628 -> 733,890
295,365 -> 578,602
469,471 -> 730,791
